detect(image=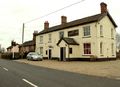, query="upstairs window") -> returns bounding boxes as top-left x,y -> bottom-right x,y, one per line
84,43 -> 91,54
59,31 -> 64,39
100,25 -> 103,37
40,36 -> 43,44
48,34 -> 52,43
83,26 -> 90,36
